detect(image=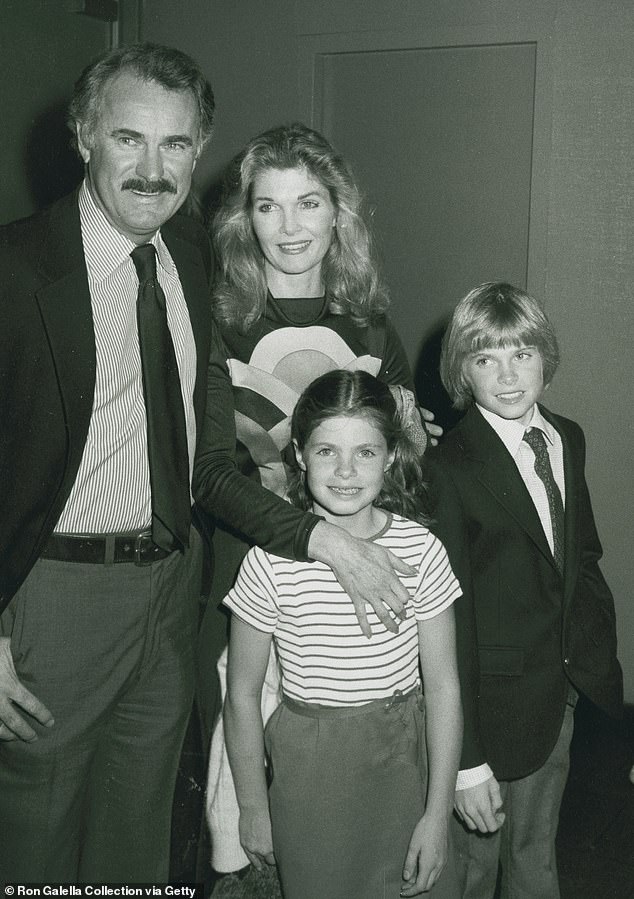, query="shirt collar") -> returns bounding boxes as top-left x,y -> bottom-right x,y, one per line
78,180 -> 174,282
477,403 -> 555,457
